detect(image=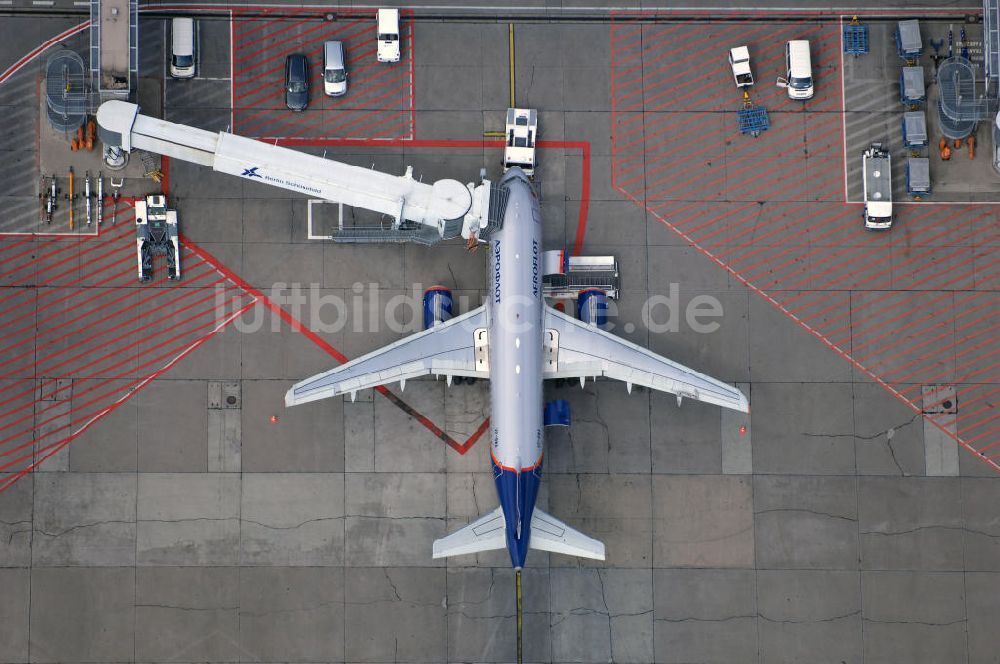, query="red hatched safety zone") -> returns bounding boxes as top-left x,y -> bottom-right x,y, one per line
232,11 -> 414,141
0,206 -> 257,492
611,15 -> 1000,471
